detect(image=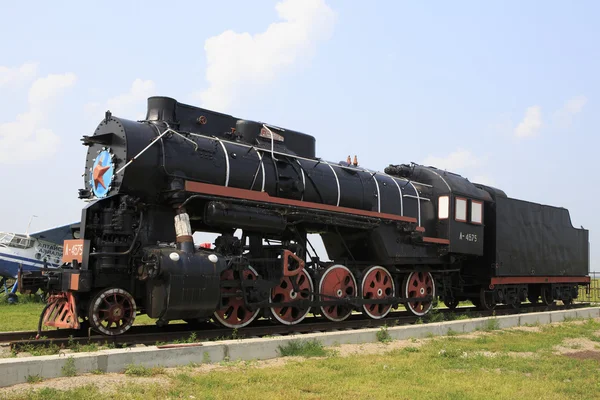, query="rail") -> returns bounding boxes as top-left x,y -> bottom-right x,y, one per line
5,303 -> 593,351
